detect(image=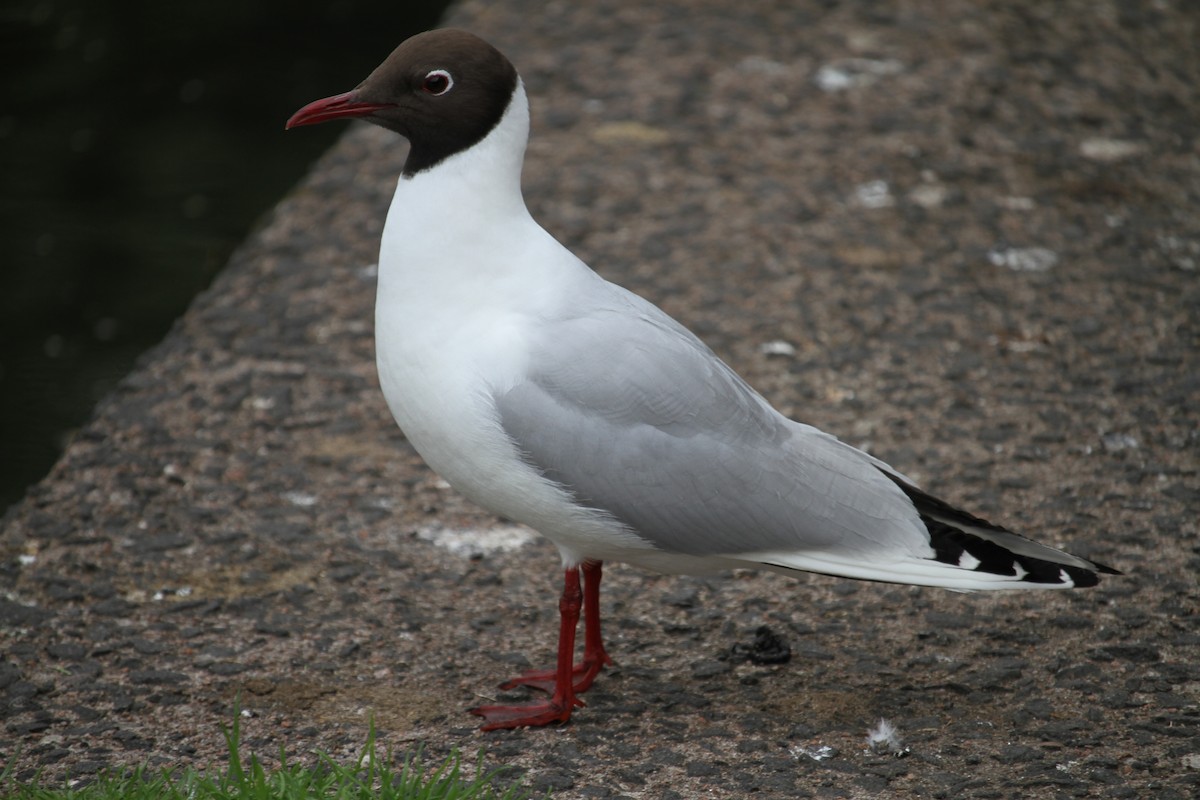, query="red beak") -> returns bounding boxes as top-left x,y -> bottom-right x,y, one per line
285,91 -> 391,129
